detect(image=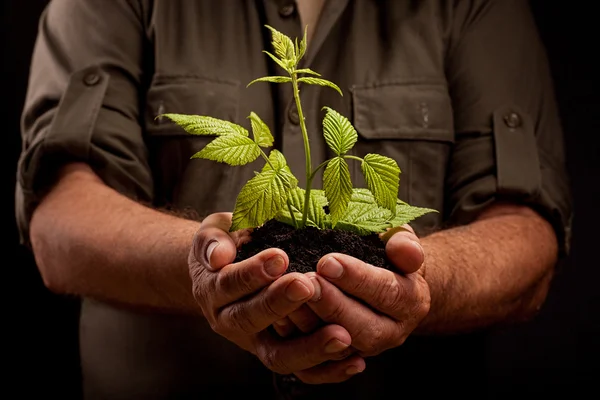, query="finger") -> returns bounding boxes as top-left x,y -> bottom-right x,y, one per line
307,275 -> 400,356
287,304 -> 322,333
385,231 -> 424,274
213,247 -> 289,307
272,317 -> 296,337
294,355 -> 366,384
191,213 -> 238,271
255,324 -> 355,374
217,272 -> 316,334
316,253 -> 429,322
